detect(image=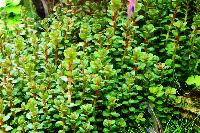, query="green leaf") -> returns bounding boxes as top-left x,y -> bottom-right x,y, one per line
58,130 -> 65,133
13,98 -> 21,105
165,87 -> 176,95
165,59 -> 173,66
60,76 -> 68,82
136,15 -> 144,22
110,0 -> 122,9
129,107 -> 136,112
136,113 -> 146,122
5,5 -> 21,14
136,96 -> 143,100
118,118 -> 126,127
26,123 -> 33,129
53,114 -> 61,119
156,91 -> 164,97
135,85 -> 143,90
122,101 -> 129,105
148,96 -> 156,102
3,115 -> 10,121
111,111 -> 120,117
5,125 -> 13,131
173,111 -> 180,114
26,112 -> 32,119
186,75 -> 200,87
129,99 -> 139,104
149,87 -> 158,94
7,0 -> 21,6
103,110 -> 110,117
103,119 -> 115,127
103,119 -> 108,127
55,121 -> 63,127
103,128 -> 109,133
156,100 -> 163,105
